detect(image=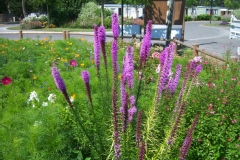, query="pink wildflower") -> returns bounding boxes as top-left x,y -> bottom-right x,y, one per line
1,76 -> 12,85
70,60 -> 77,67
